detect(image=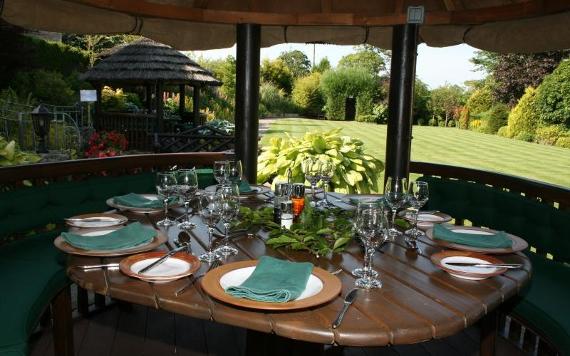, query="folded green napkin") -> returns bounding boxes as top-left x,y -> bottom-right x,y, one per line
433,224 -> 513,249
61,222 -> 156,250
196,168 -> 216,189
238,179 -> 253,193
113,193 -> 165,208
225,256 -> 313,303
